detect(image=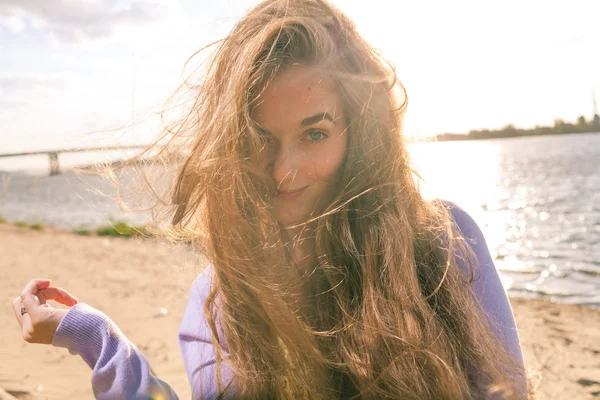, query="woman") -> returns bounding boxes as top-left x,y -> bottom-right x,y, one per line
12,0 -> 528,398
